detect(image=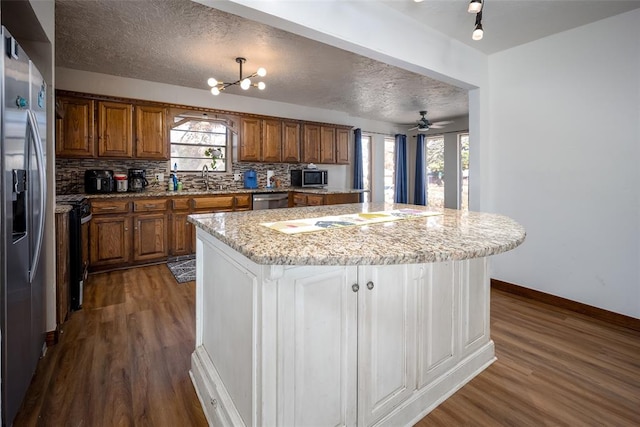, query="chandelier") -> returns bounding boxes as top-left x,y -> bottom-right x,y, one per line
207,57 -> 267,96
